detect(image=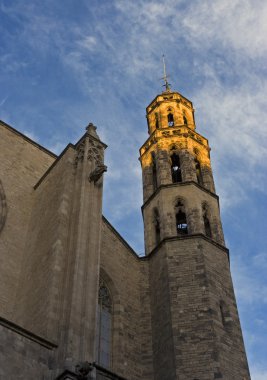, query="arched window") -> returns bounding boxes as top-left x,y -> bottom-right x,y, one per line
195,159 -> 203,186
203,214 -> 212,238
154,209 -> 161,245
171,153 -> 182,183
183,115 -> 188,125
96,281 -> 112,368
168,113 -> 174,127
176,210 -> 188,235
175,200 -> 188,235
202,204 -> 212,238
151,152 -> 157,191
